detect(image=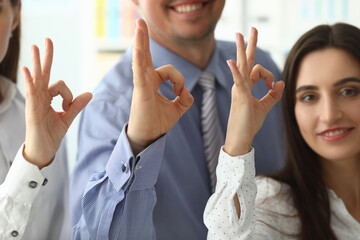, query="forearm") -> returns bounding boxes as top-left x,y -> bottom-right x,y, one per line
204,147 -> 257,239
0,144 -> 46,239
72,125 -> 167,239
